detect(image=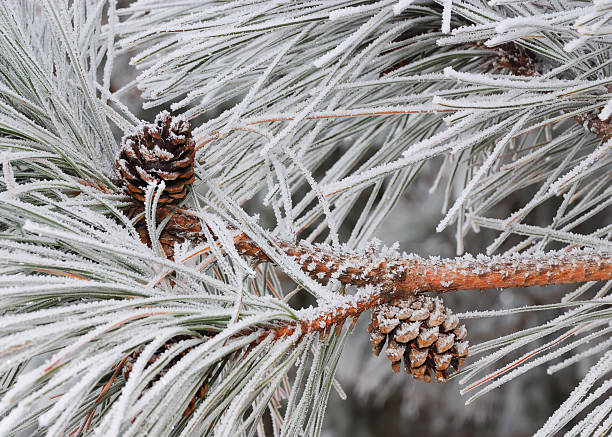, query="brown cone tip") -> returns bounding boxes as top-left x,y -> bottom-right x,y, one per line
368,294 -> 468,383
116,111 -> 195,205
